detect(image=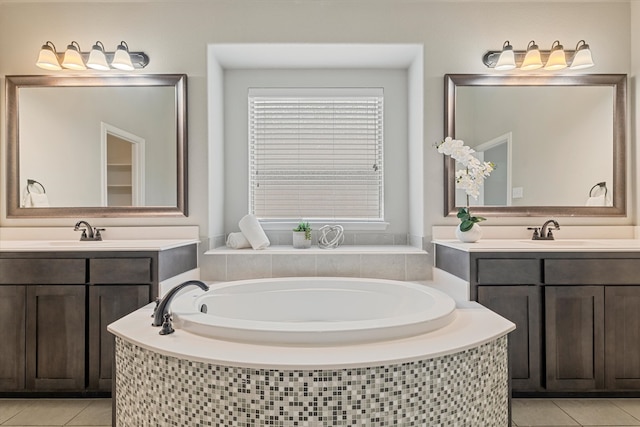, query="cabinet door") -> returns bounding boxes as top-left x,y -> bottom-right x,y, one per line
605,286 -> 640,389
0,286 -> 26,390
88,285 -> 149,391
546,286 -> 605,391
478,285 -> 541,391
25,285 -> 86,391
